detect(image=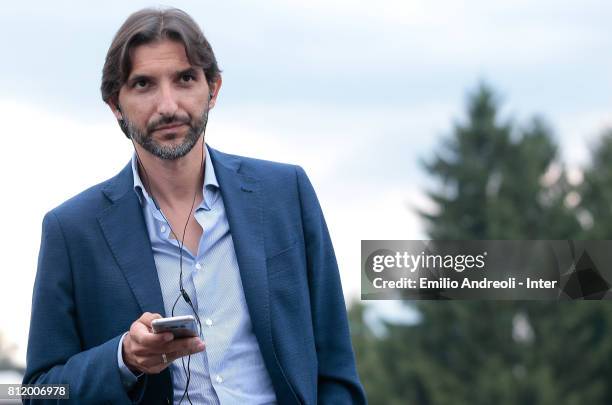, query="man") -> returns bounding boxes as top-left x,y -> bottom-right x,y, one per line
23,7 -> 366,405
